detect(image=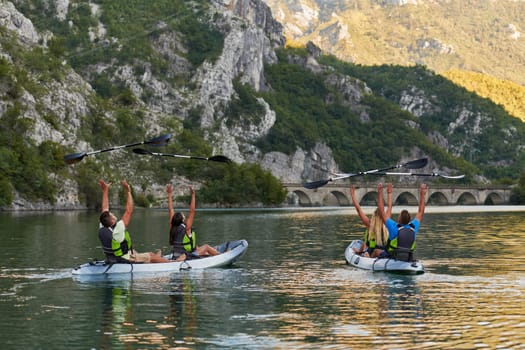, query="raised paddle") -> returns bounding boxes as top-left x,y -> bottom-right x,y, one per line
303,158 -> 428,189
64,134 -> 171,164
132,148 -> 232,164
